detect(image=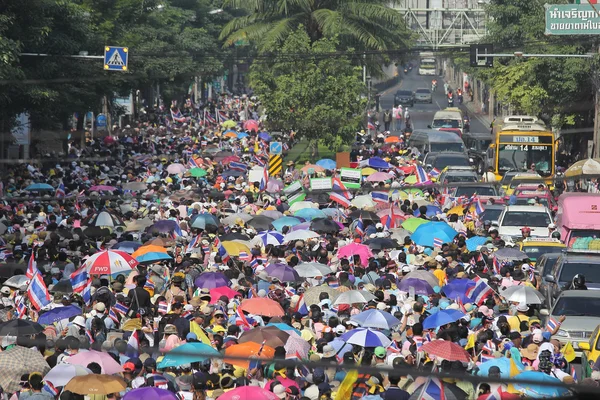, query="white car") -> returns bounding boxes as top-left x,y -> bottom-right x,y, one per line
498,205 -> 553,241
